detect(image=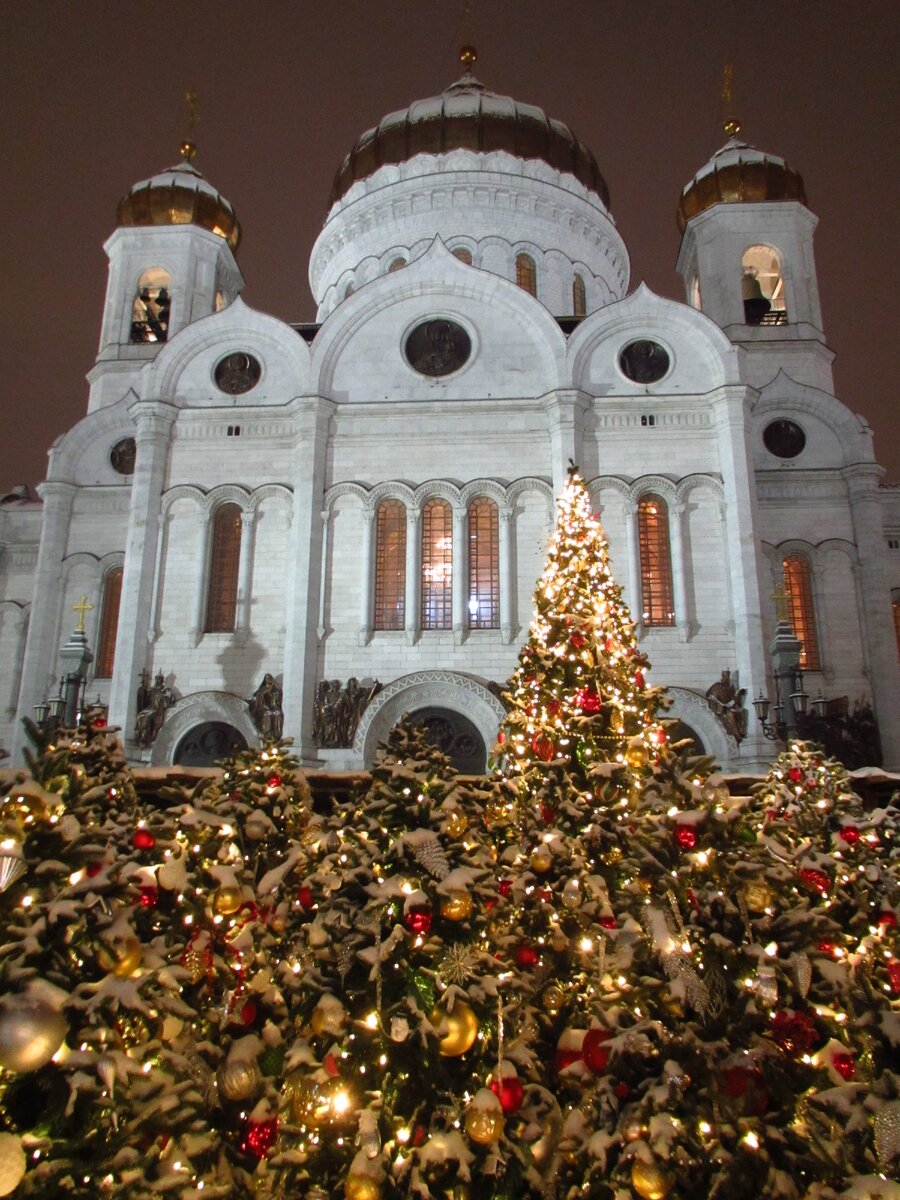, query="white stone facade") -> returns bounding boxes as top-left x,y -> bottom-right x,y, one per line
2,81 -> 898,772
